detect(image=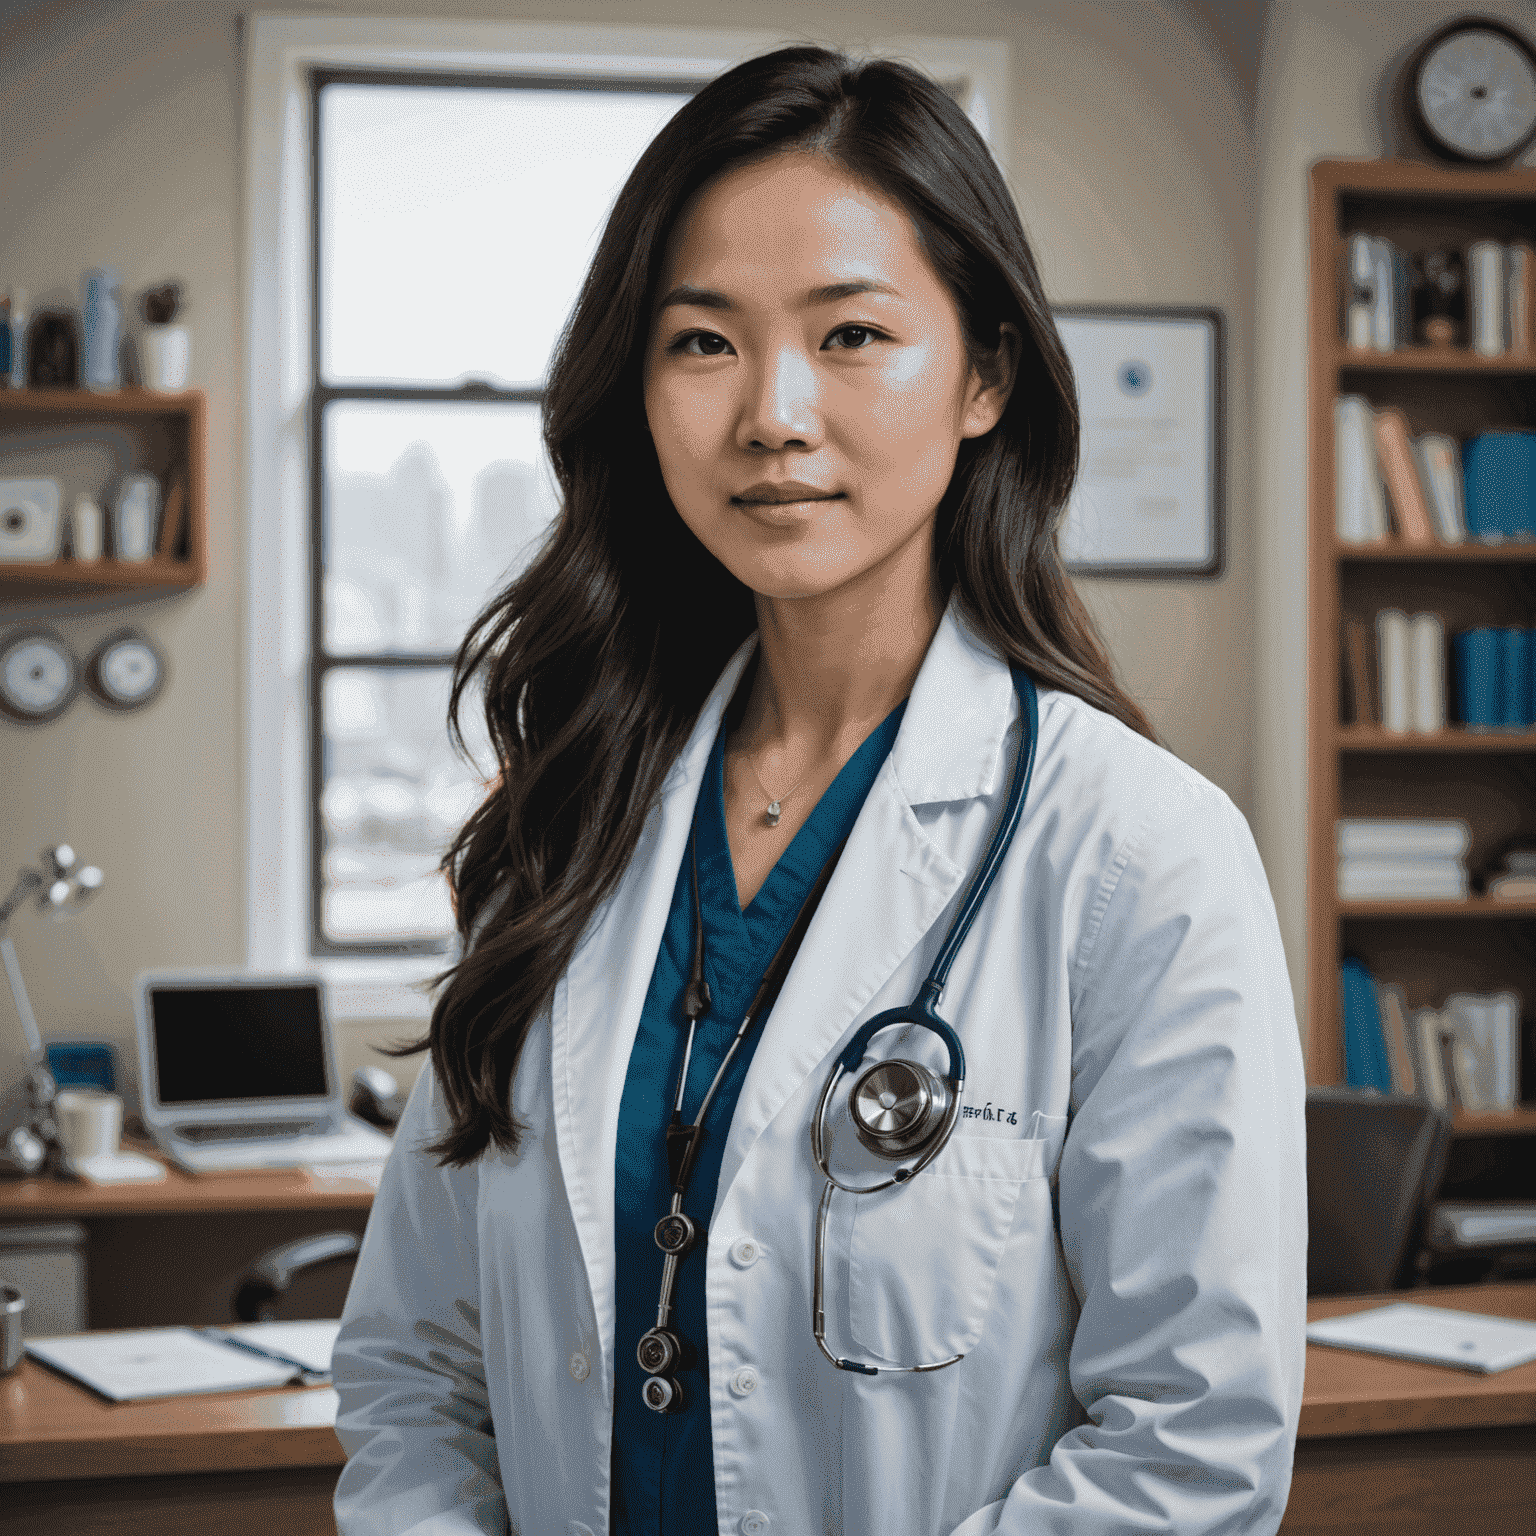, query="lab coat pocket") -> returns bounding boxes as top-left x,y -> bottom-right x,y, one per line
846,1133 -> 1044,1365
